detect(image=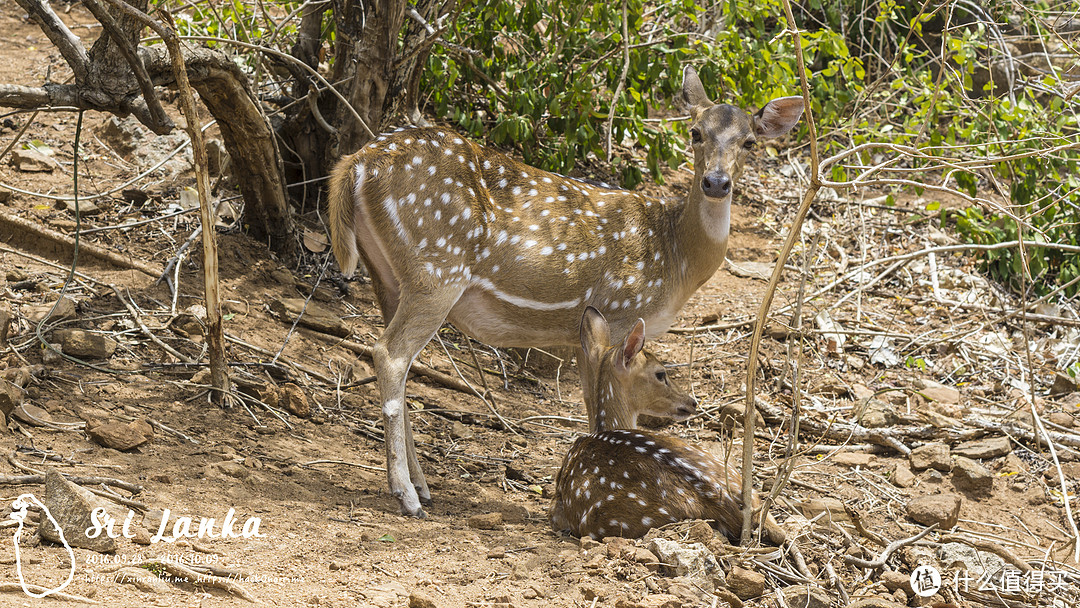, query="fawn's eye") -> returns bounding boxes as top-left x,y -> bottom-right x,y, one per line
742,139 -> 756,150
655,370 -> 667,383
690,128 -> 702,144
